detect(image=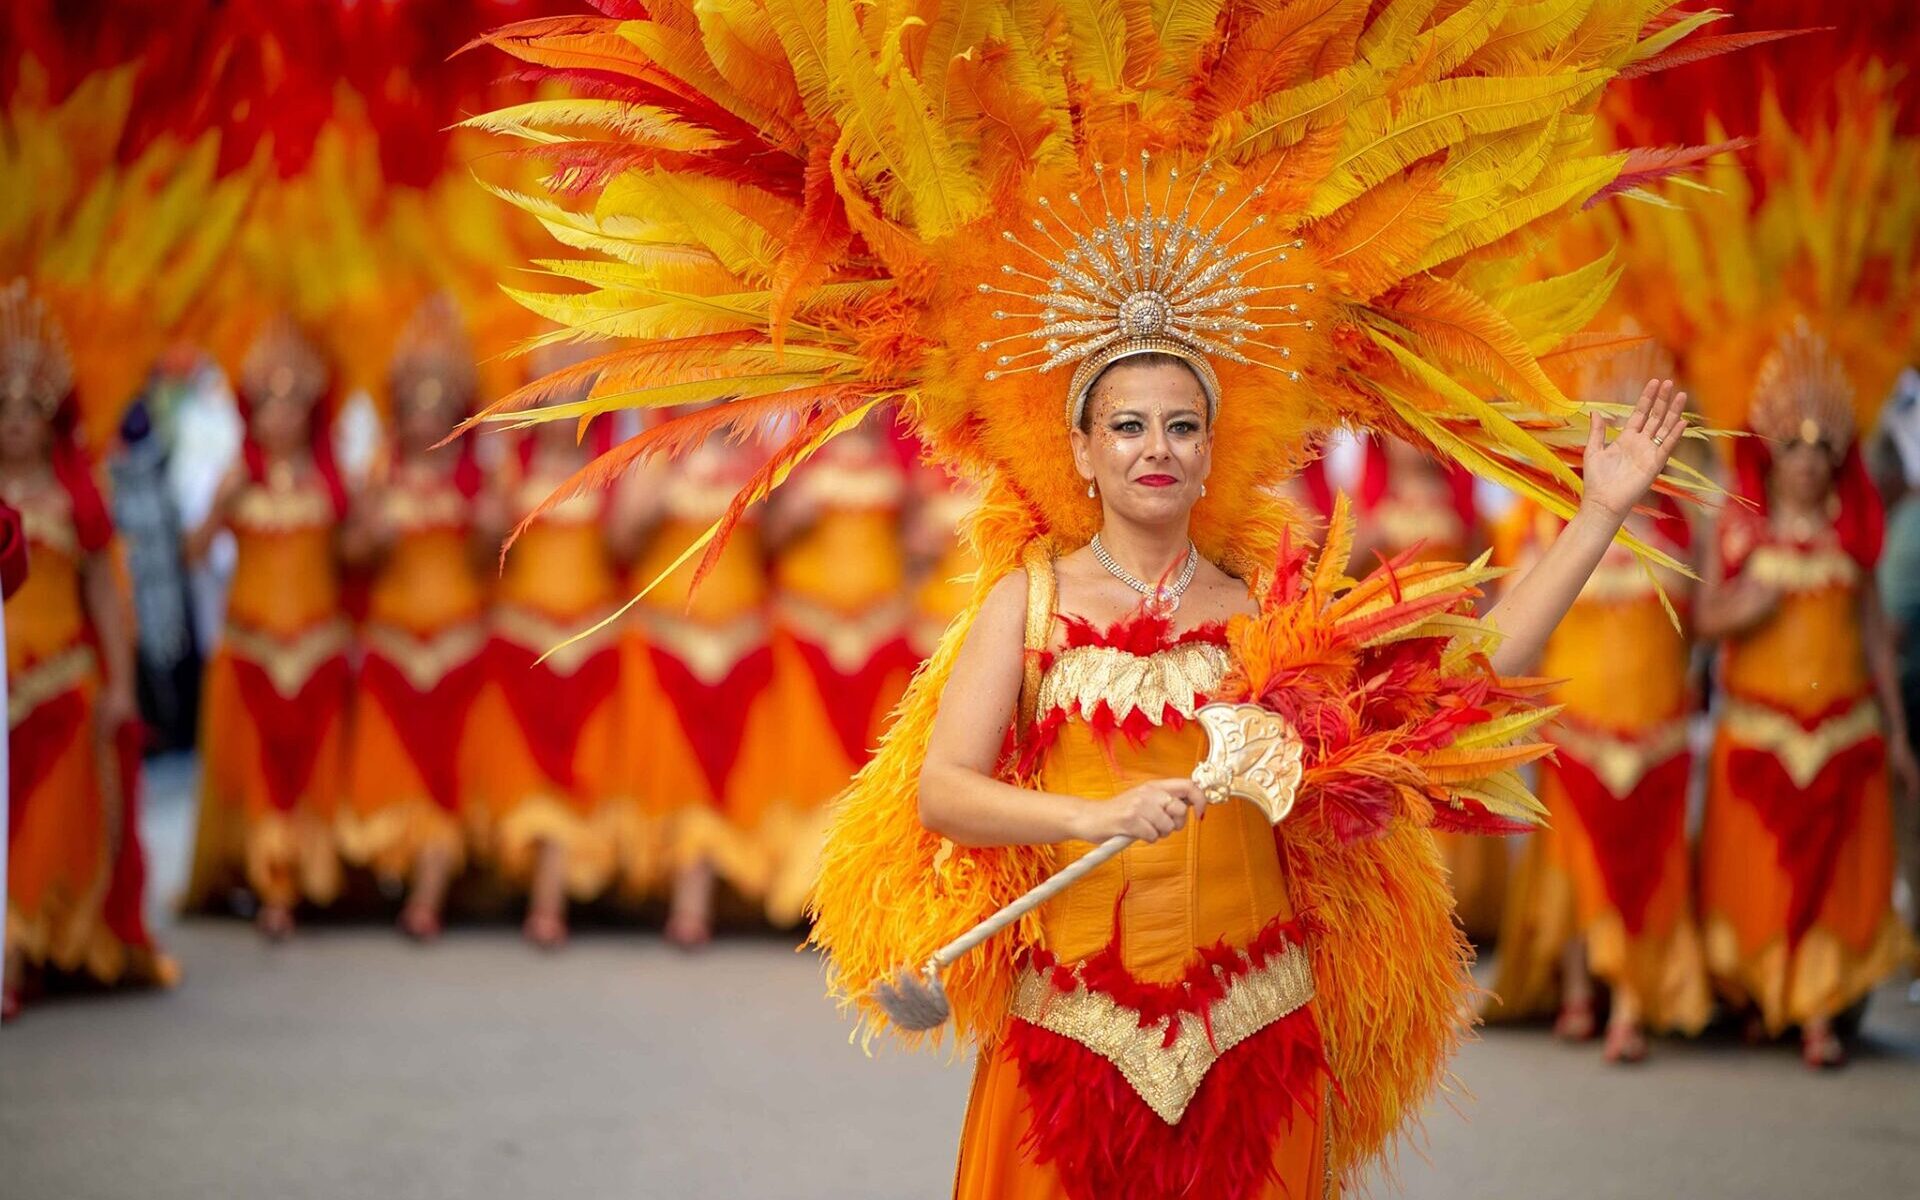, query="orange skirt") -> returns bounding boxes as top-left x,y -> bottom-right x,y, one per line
9,680 -> 176,987
760,627 -> 914,926
620,628 -> 785,900
1489,758 -> 1709,1031
468,638 -> 628,900
337,642 -> 488,882
1698,729 -> 1910,1031
955,1016 -> 1332,1200
185,647 -> 348,911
